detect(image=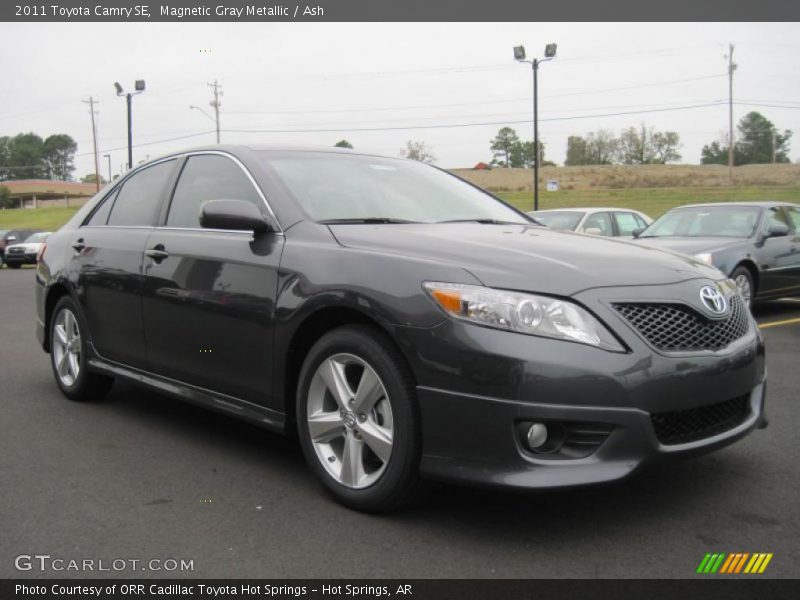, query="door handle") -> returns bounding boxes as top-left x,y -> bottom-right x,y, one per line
71,238 -> 85,253
145,244 -> 169,263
